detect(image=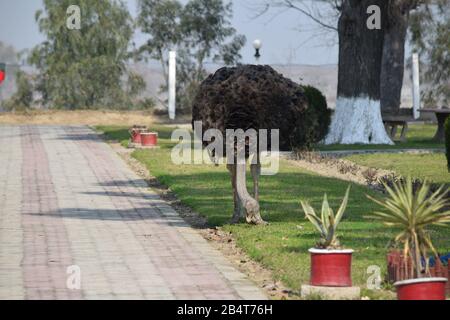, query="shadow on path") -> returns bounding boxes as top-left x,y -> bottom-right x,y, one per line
26,207 -> 189,227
